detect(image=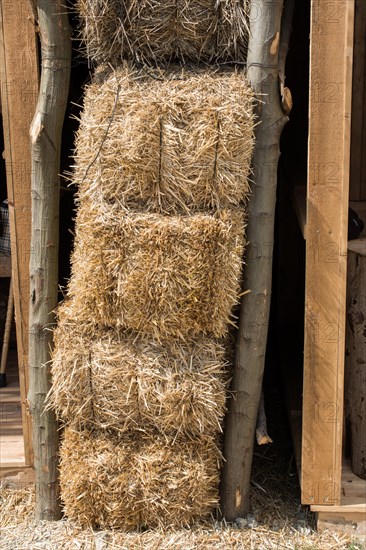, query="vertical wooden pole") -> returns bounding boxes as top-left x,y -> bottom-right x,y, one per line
302,0 -> 354,506
0,0 -> 39,465
220,0 -> 288,520
28,1 -> 71,520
